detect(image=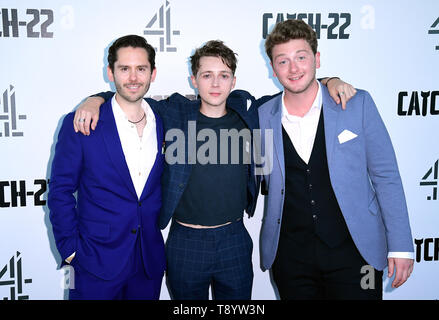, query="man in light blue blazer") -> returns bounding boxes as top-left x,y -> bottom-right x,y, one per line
258,20 -> 414,299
